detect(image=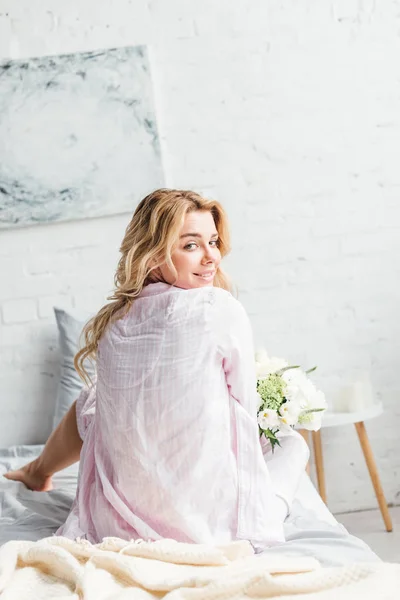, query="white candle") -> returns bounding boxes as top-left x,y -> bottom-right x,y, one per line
334,373 -> 375,413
